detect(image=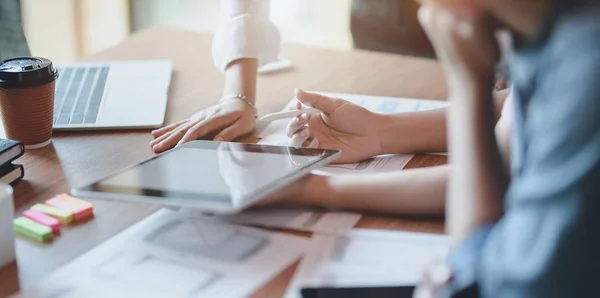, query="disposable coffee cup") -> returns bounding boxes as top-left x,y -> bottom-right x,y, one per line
0,57 -> 58,149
